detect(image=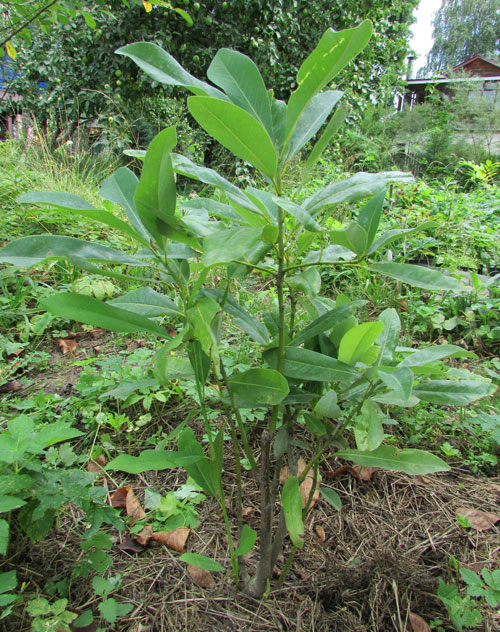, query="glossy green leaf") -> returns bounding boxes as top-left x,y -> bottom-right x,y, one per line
376,308 -> 400,365
181,198 -> 244,224
304,413 -> 327,436
284,90 -> 343,161
187,297 -> 220,357
202,226 -> 263,266
320,488 -> 341,511
117,42 -> 226,99
187,340 -> 211,386
302,244 -> 356,264
304,171 -> 413,215
177,428 -> 216,496
106,450 -> 200,473
370,262 -> 465,292
228,368 -> 289,407
207,48 -> 273,136
288,267 -> 321,296
398,344 -> 476,368
109,288 -> 181,317
271,97 -> 287,152
313,390 -> 340,418
302,106 -> 348,181
188,97 -> 277,178
285,20 -> 372,144
378,368 -> 414,403
180,553 -> 225,572
154,353 -> 194,384
265,346 -> 358,382
291,302 -> 360,347
272,197 -> 322,232
368,221 -> 438,254
413,380 -> 495,406
353,399 -> 384,451
356,189 -> 386,247
41,293 -> 170,338
330,222 -> 368,256
135,126 -> 177,221
338,322 -> 385,365
282,476 -> 304,548
234,524 -> 257,556
336,446 -> 450,475
0,235 -> 145,268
